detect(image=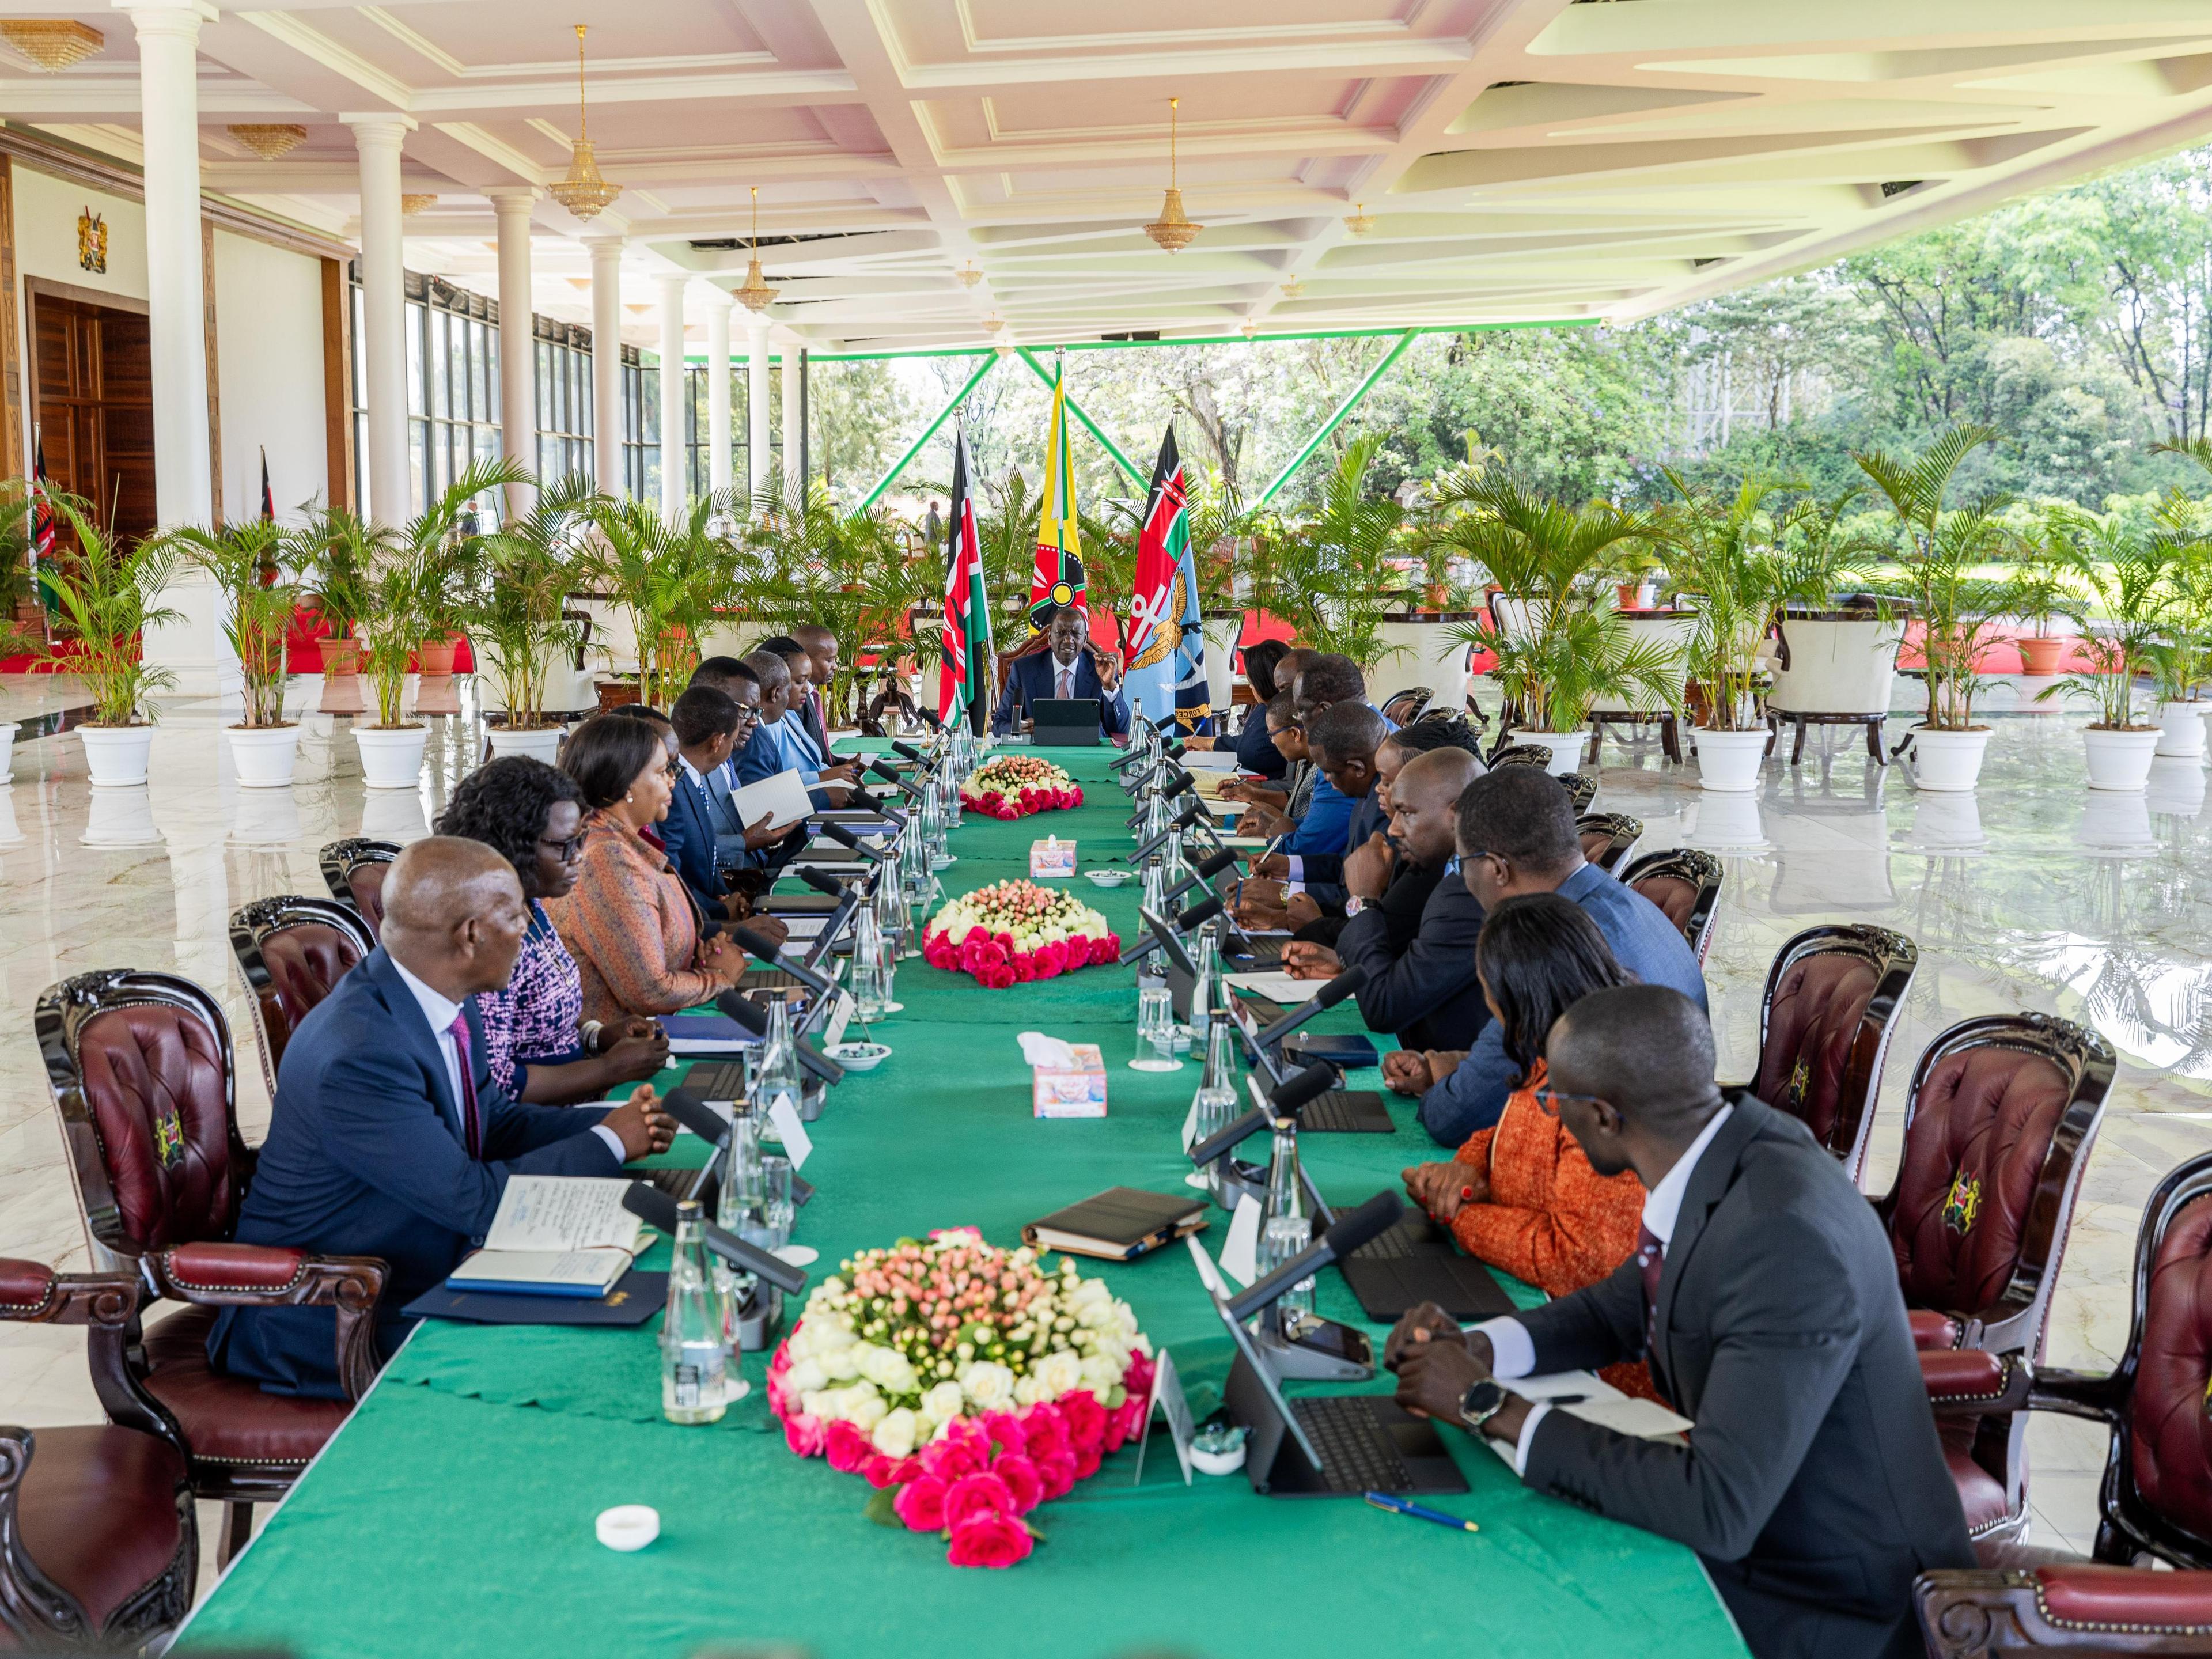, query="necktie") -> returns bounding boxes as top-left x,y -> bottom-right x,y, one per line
1636,1222 -> 1669,1402
446,1013 -> 483,1159
1057,664 -> 1073,700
